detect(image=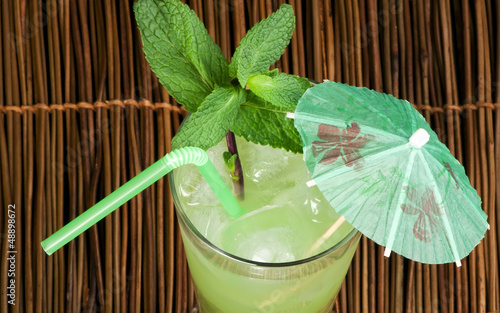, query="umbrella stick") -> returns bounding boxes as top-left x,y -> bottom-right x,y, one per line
308,216 -> 346,255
